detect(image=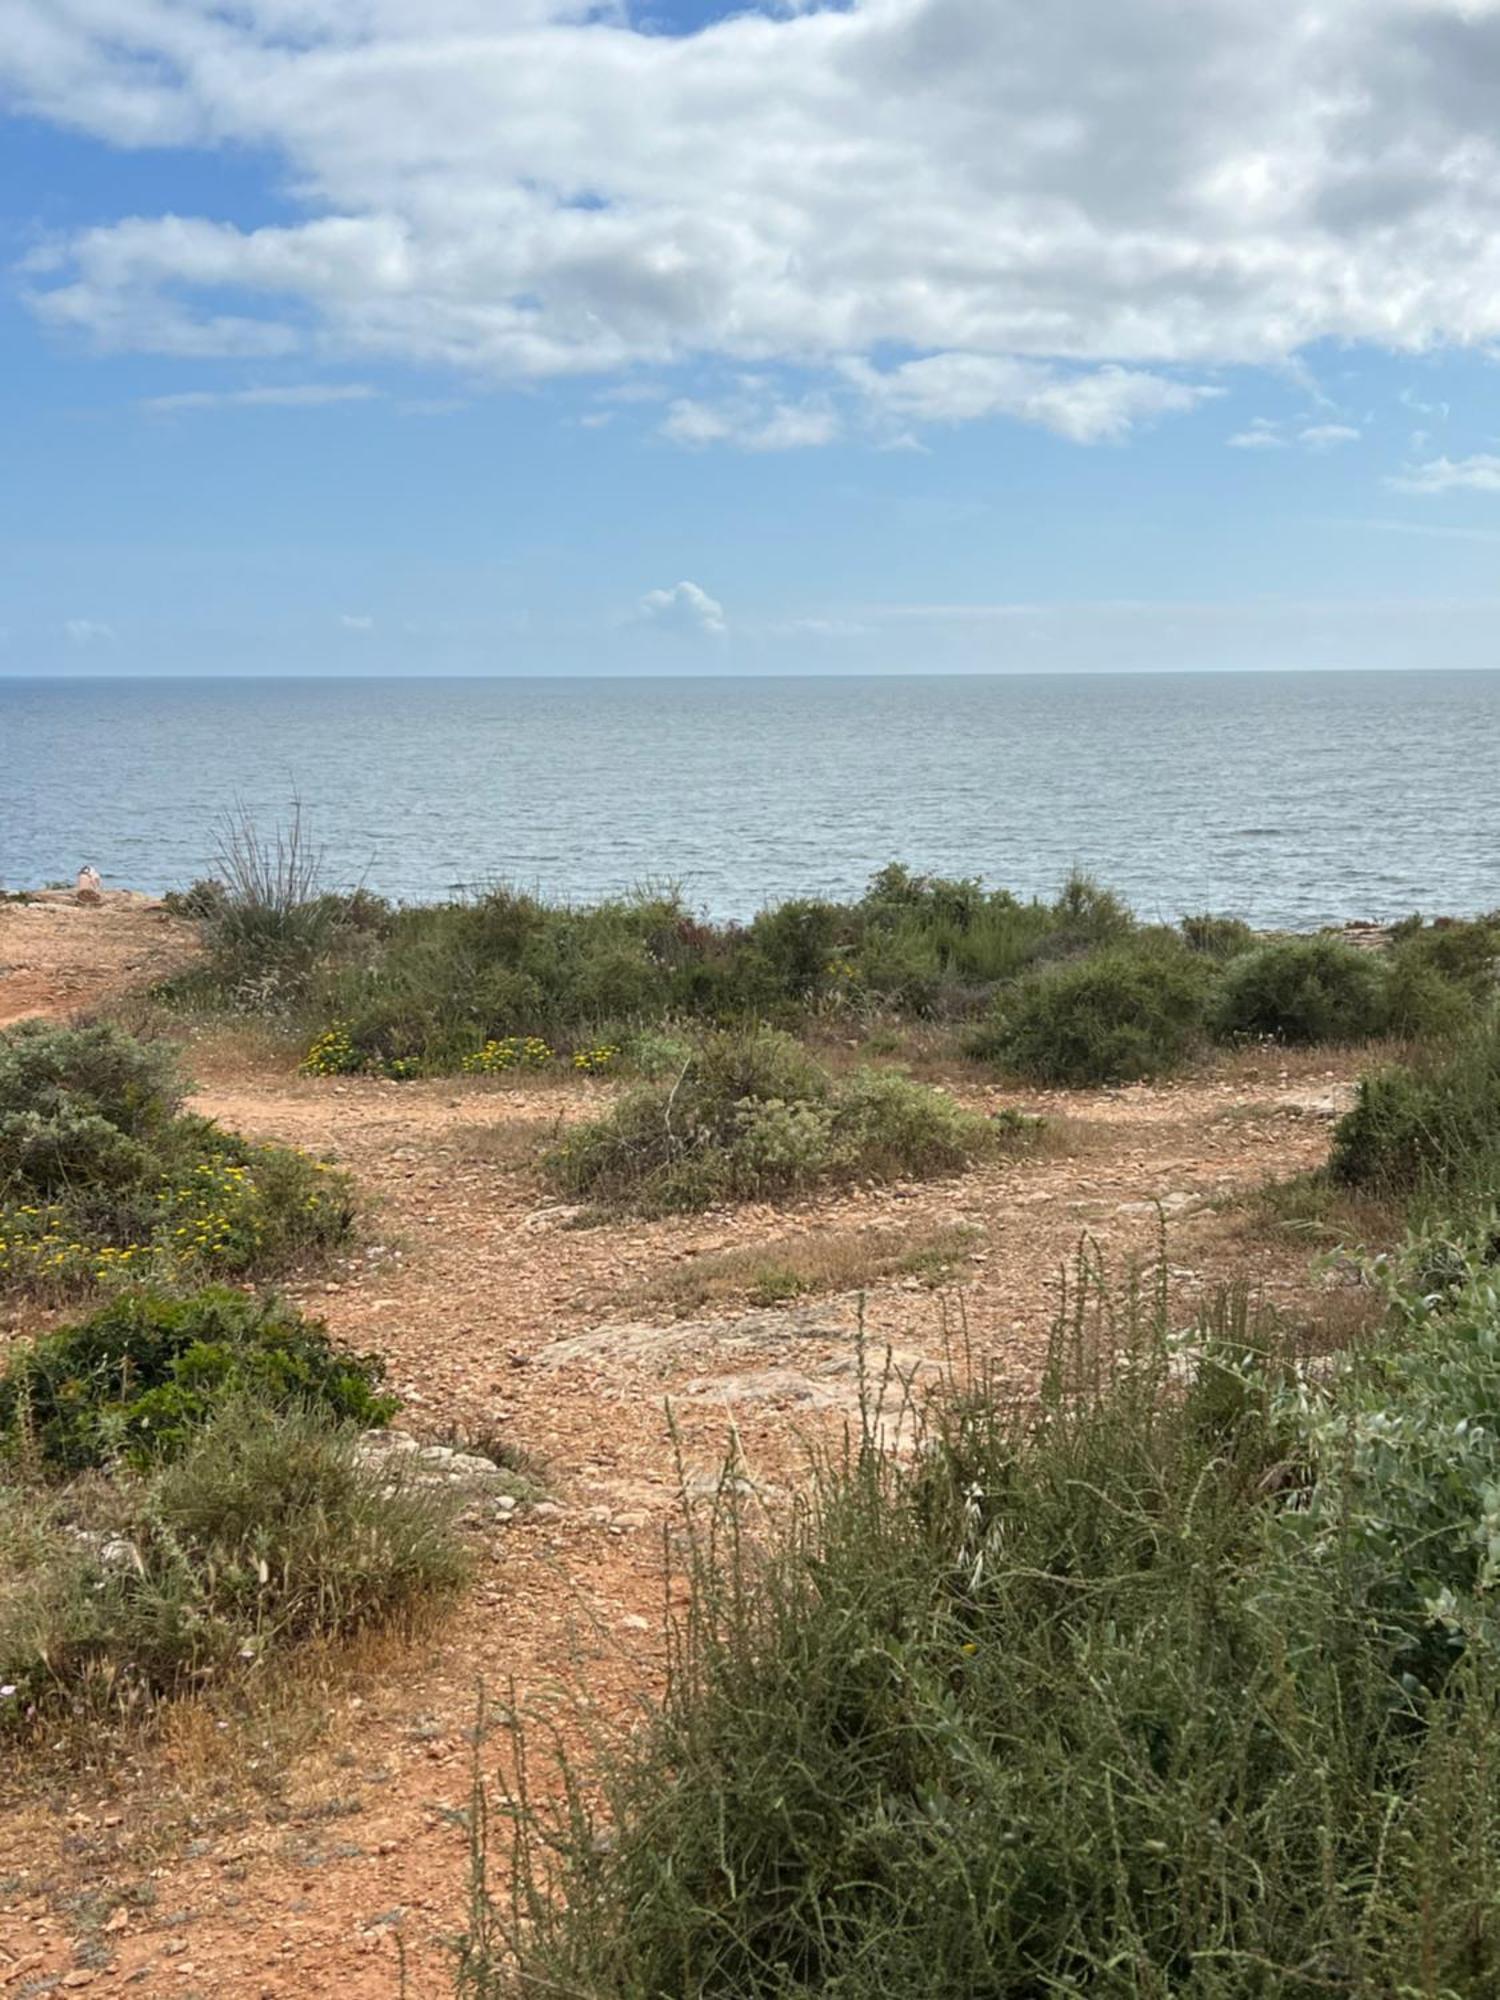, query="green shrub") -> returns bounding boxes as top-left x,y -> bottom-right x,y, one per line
0,1020 -> 182,1199
1271,1225 -> 1500,1688
1,1401 -> 465,1733
0,1021 -> 352,1294
1331,1016 -> 1500,1195
972,945 -> 1211,1084
547,1029 -> 1009,1213
1384,917 -> 1500,1041
0,1286 -> 395,1474
1211,935 -> 1388,1044
1179,911 -> 1256,958
460,1254 -> 1500,2000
